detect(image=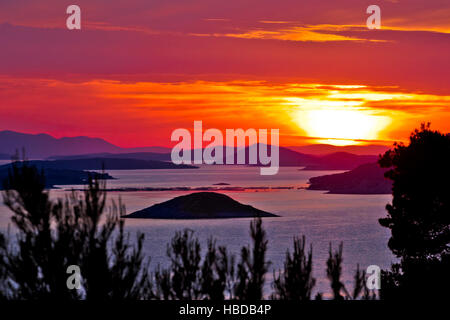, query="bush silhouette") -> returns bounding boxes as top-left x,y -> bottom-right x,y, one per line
200,239 -> 235,300
153,229 -> 202,299
379,123 -> 450,298
326,243 -> 346,300
0,160 -> 151,299
272,236 -> 315,300
234,218 -> 269,300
